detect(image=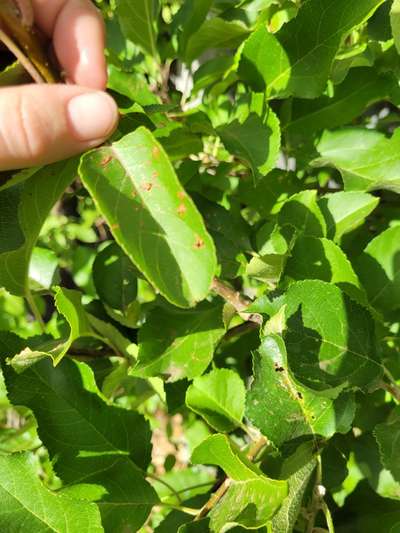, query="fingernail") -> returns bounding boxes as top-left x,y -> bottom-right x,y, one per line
67,92 -> 118,142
